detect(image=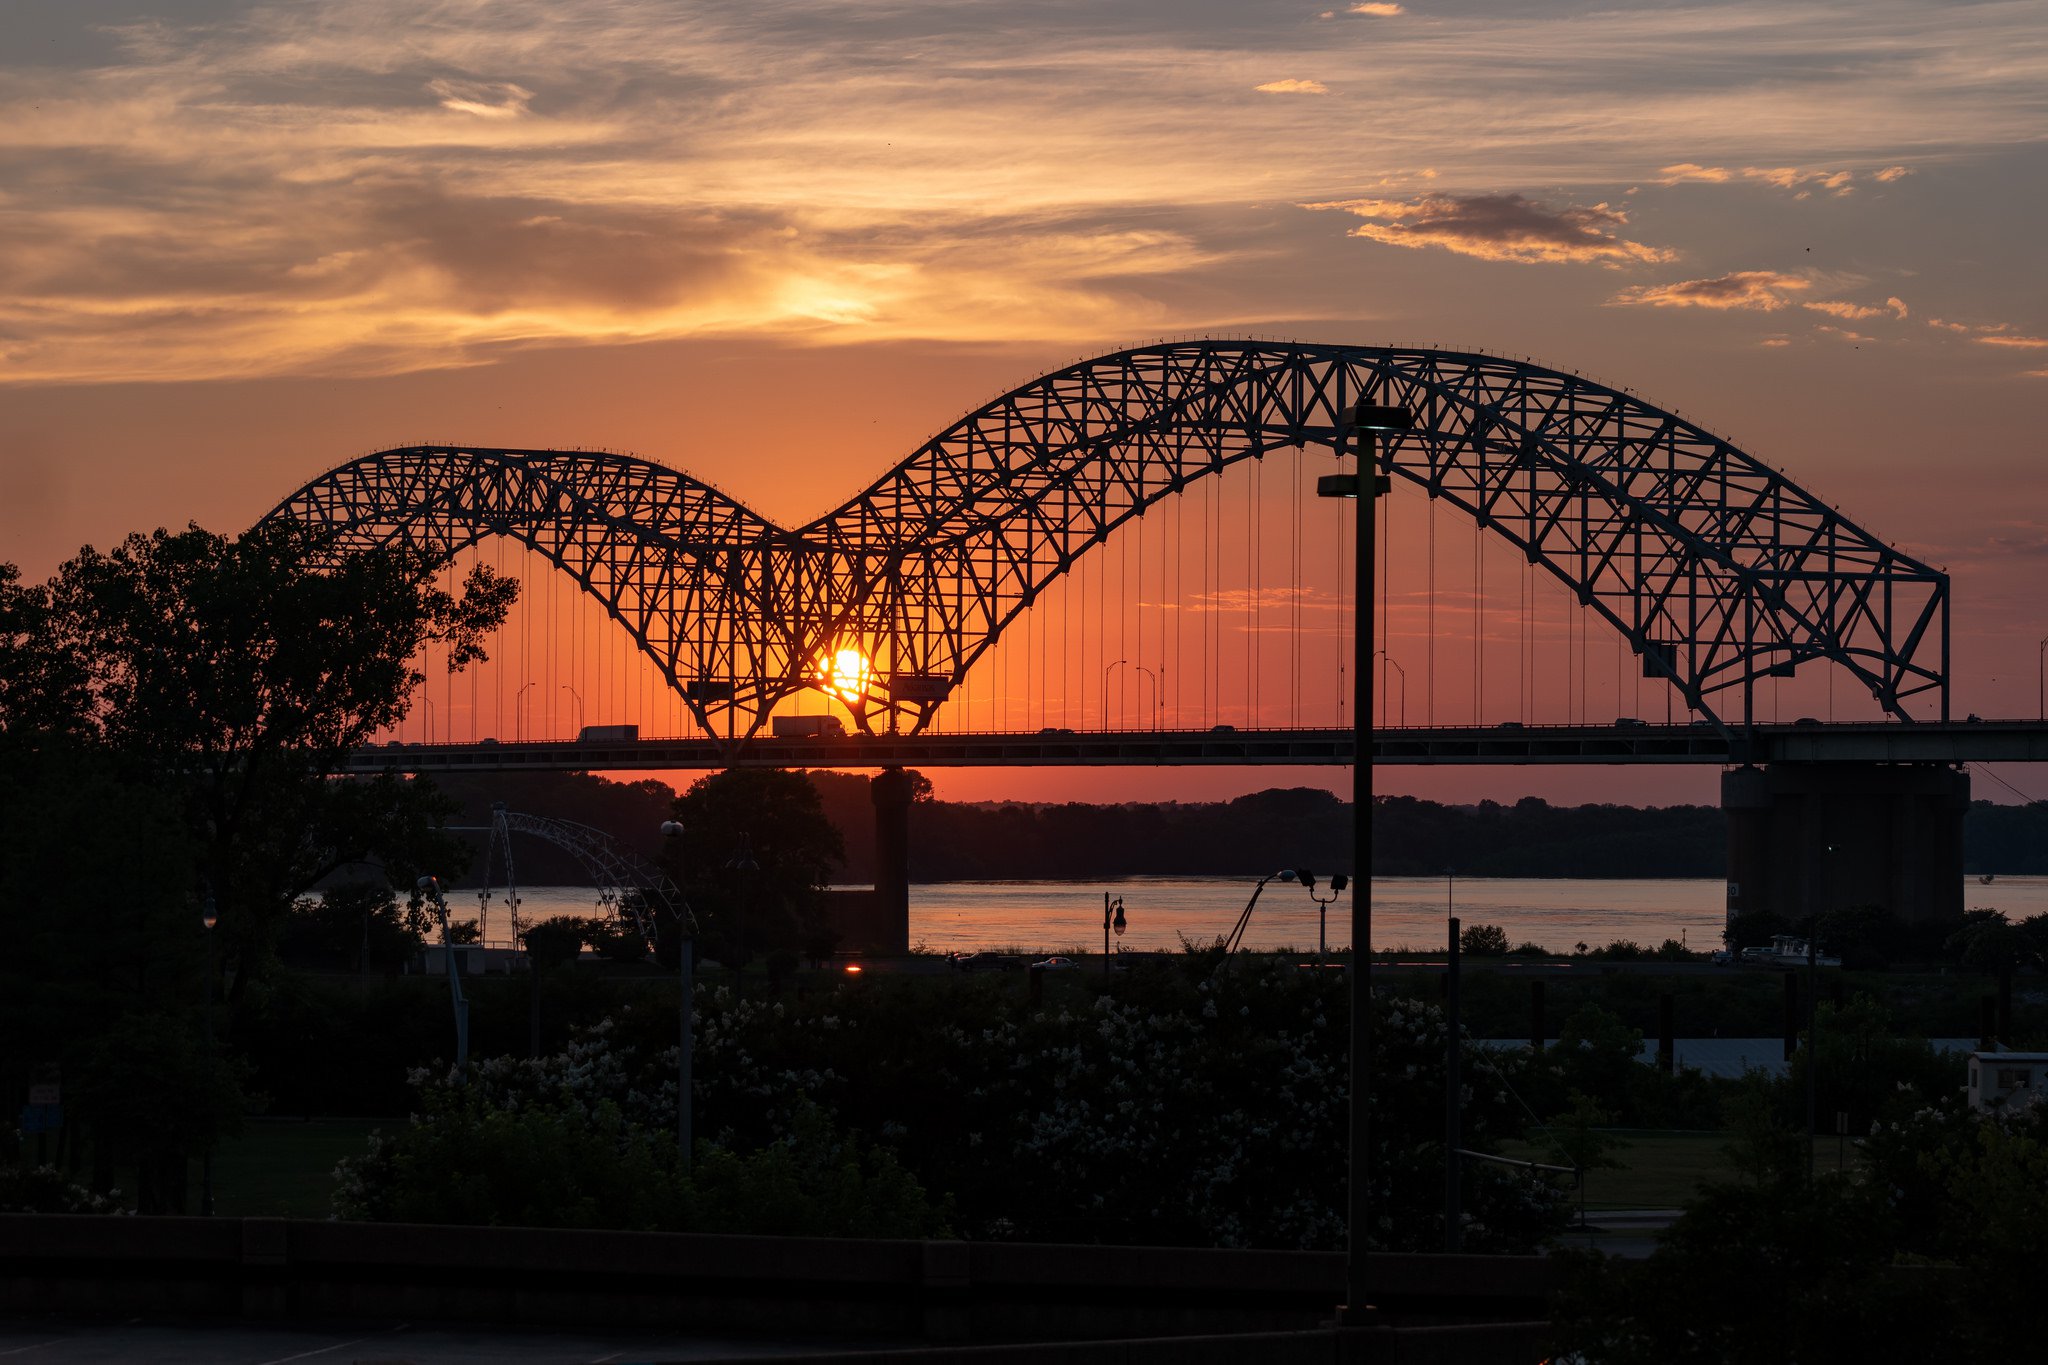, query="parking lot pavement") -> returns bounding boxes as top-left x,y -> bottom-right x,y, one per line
0,1318 -> 903,1364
